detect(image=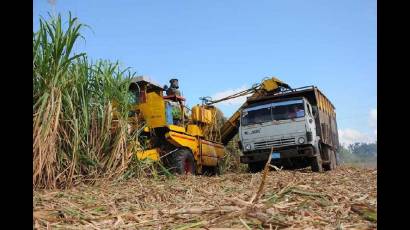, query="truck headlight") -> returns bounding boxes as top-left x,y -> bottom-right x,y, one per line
245,144 -> 251,150
298,137 -> 305,144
